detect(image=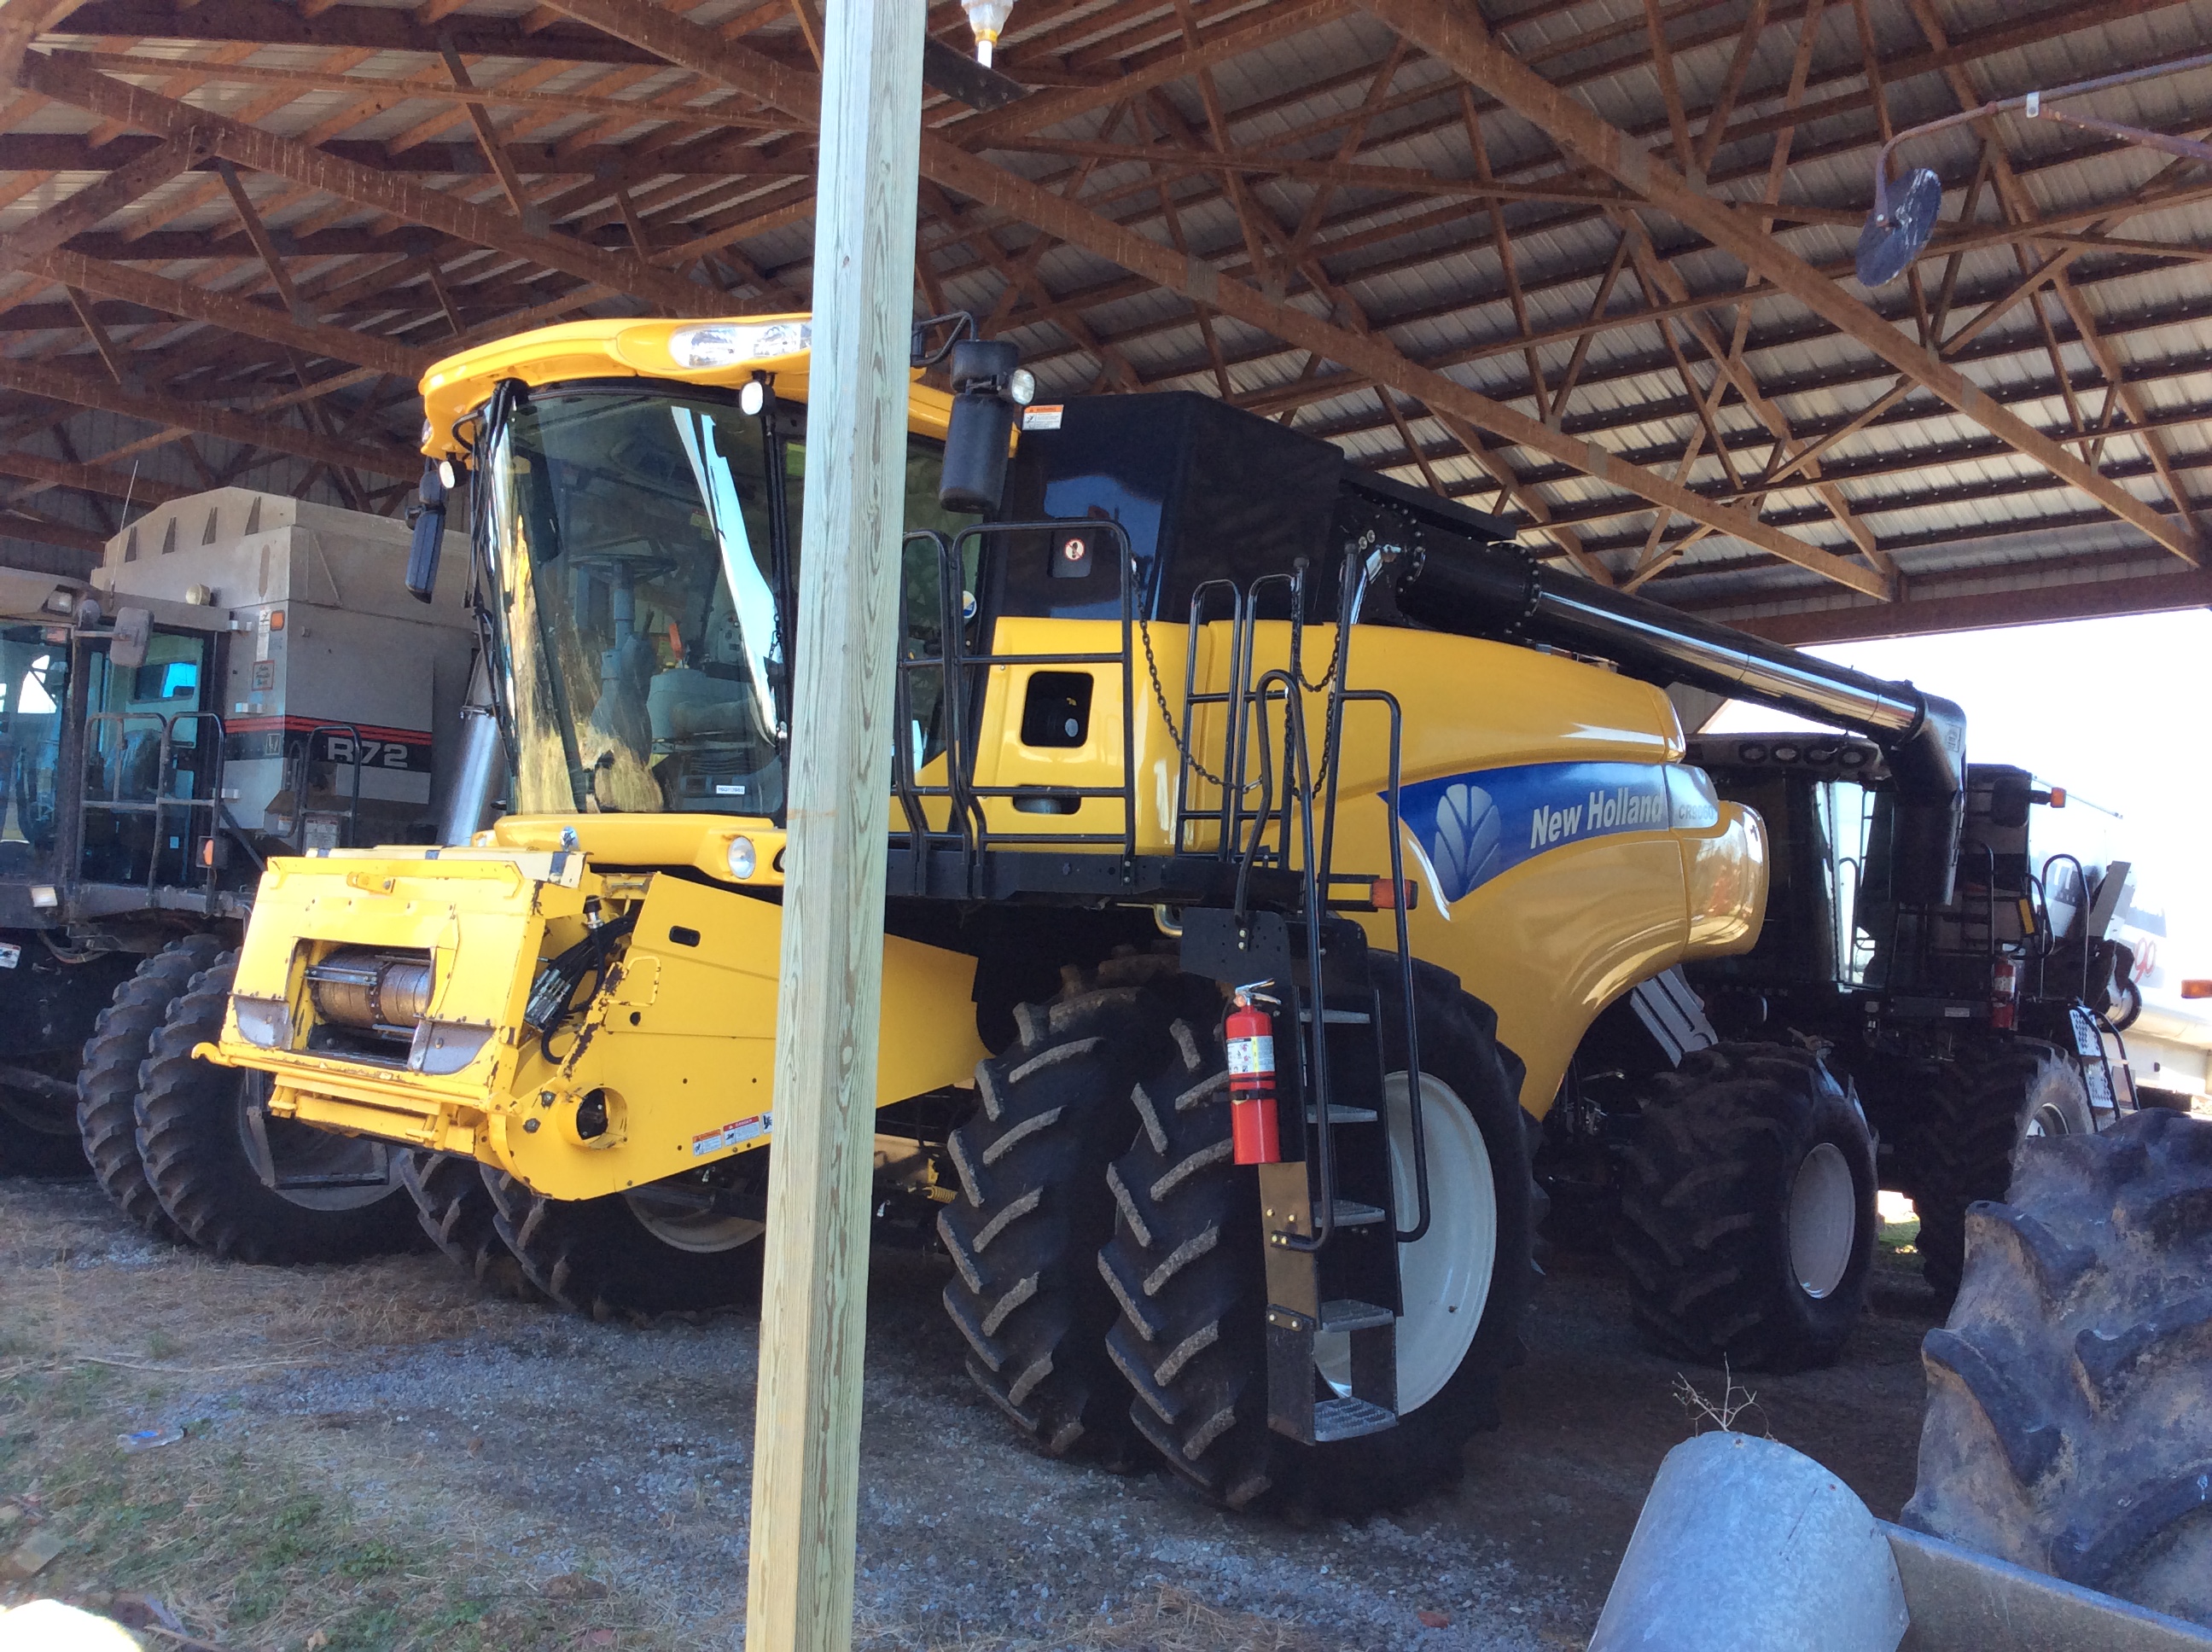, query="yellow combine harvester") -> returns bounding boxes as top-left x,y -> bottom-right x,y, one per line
205,312 -> 1964,1514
